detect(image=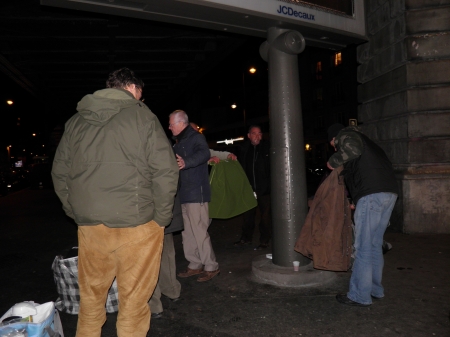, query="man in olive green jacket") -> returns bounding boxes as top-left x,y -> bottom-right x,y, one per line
52,68 -> 178,337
